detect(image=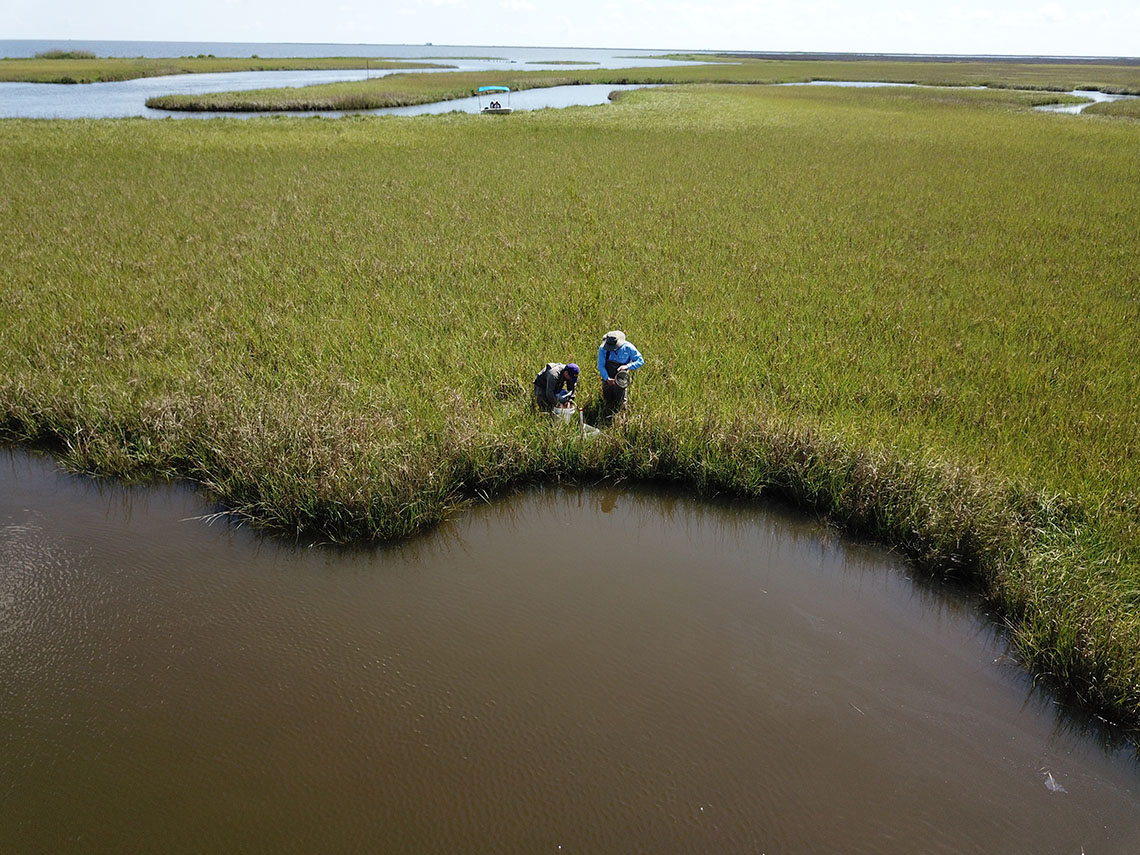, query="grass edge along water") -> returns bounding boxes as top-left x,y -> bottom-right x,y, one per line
136,56 -> 1140,112
4,399 -> 1135,733
1,81 -> 1138,732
